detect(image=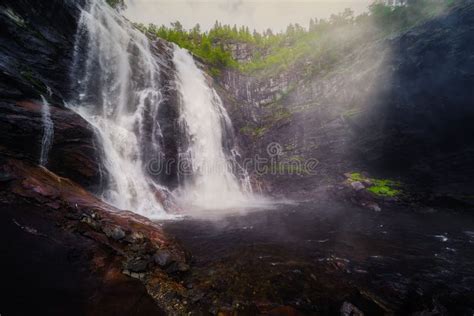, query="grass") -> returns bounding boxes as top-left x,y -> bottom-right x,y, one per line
367,183 -> 400,197
347,172 -> 401,197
